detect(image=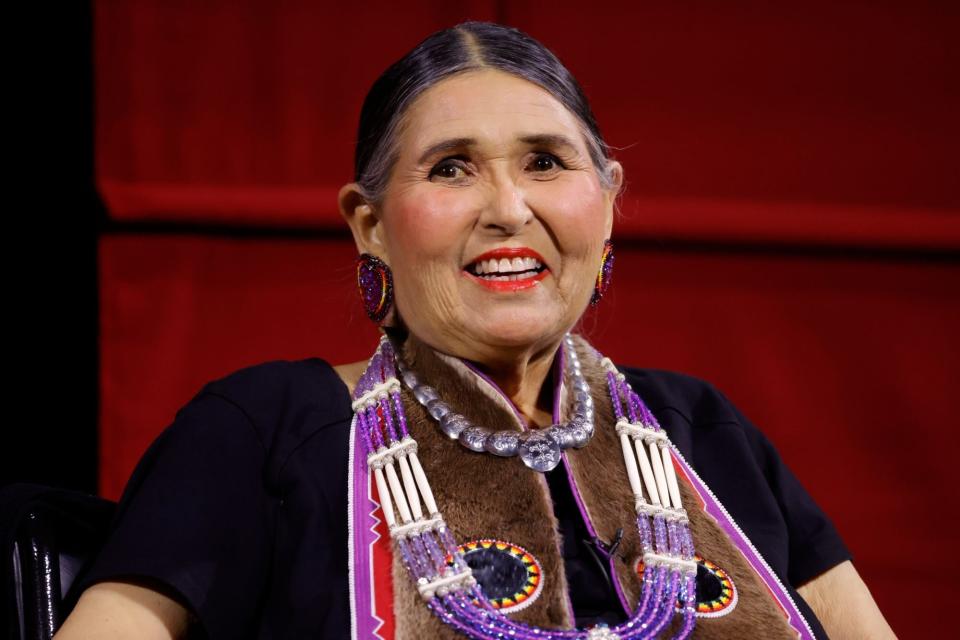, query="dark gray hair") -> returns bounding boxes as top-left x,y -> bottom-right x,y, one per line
354,21 -> 618,205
